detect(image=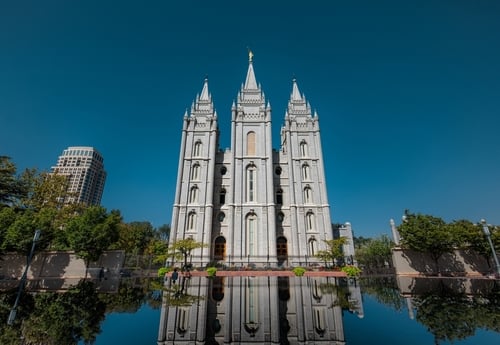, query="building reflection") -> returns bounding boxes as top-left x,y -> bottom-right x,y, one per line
158,276 -> 363,344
